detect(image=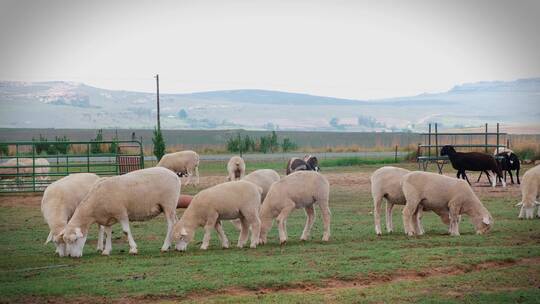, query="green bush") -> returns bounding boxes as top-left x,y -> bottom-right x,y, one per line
152,127 -> 166,161
90,129 -> 104,154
